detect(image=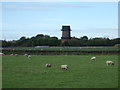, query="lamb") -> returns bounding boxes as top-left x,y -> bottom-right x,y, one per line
45,64 -> 52,68
106,61 -> 114,66
91,56 -> 96,61
61,65 -> 68,70
28,55 -> 31,59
